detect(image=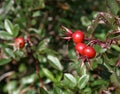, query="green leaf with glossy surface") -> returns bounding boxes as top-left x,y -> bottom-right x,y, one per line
0,31 -> 12,40
111,44 -> 120,52
55,72 -> 63,82
12,24 -> 19,37
4,19 -> 13,35
21,74 -> 37,85
80,64 -> 87,75
42,68 -> 55,82
61,73 -> 77,89
78,74 -> 89,89
47,55 -> 63,71
5,48 -> 15,59
64,73 -> 77,86
38,38 -> 50,53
